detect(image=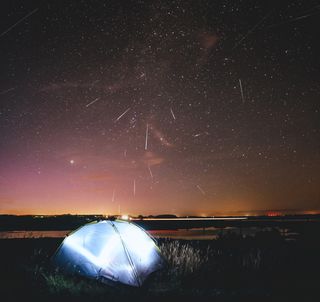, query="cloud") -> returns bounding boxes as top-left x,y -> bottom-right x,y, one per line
198,32 -> 219,50
84,173 -> 115,181
143,151 -> 165,166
